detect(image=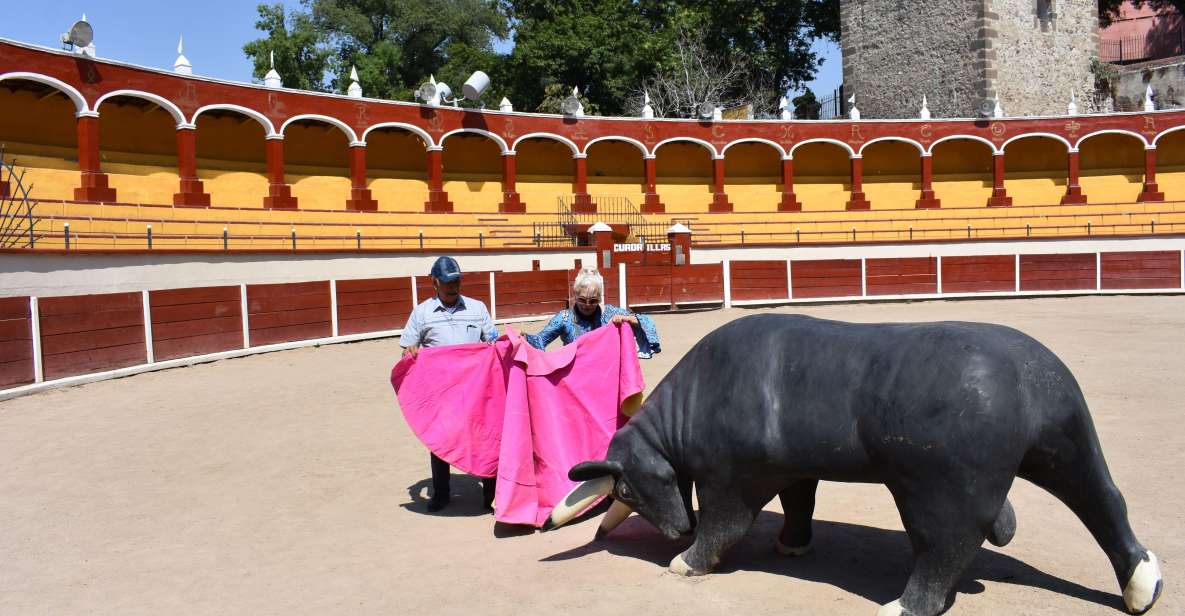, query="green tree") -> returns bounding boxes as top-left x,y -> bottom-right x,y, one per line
792,88 -> 821,120
243,4 -> 332,91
